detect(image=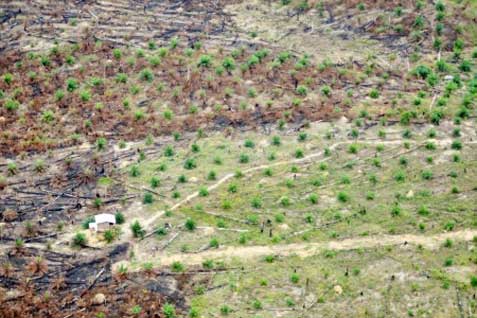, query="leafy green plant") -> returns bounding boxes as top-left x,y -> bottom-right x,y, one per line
72,232 -> 87,247
130,220 -> 145,238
